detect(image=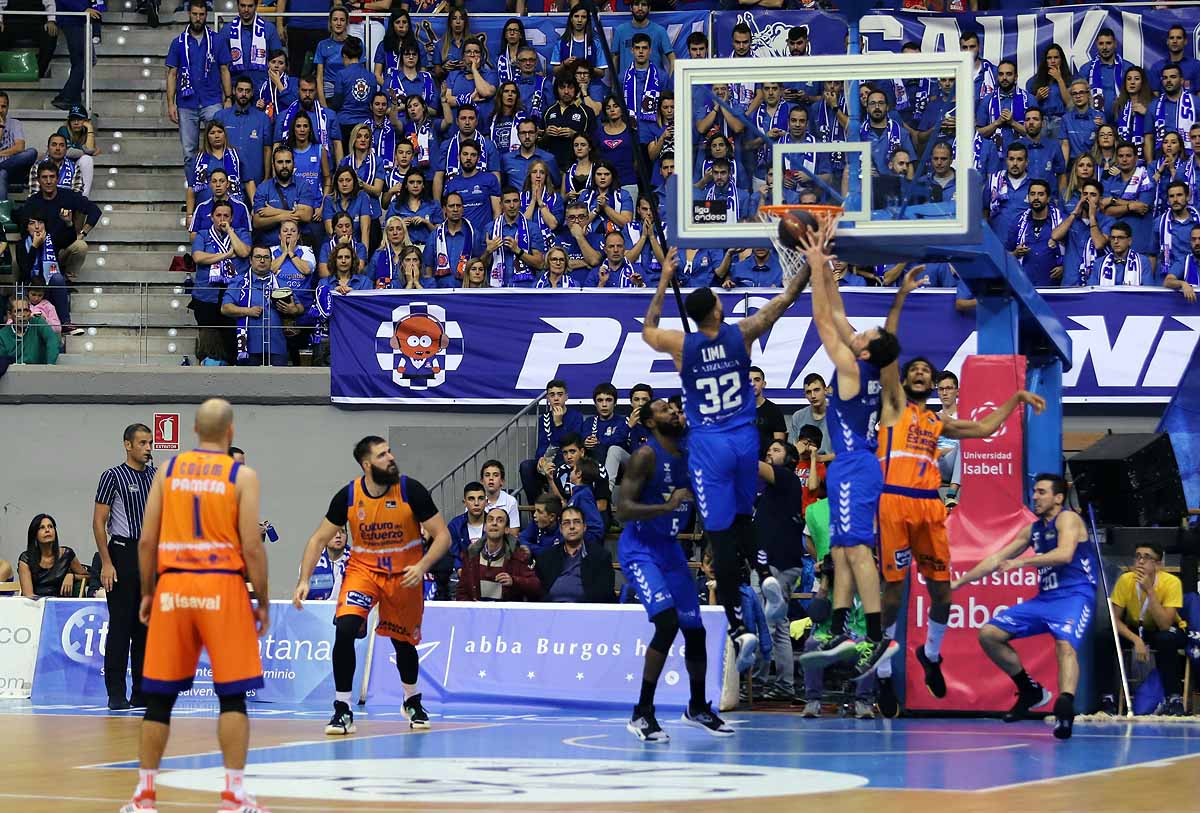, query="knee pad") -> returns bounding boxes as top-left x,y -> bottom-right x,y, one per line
929,602 -> 951,625
649,608 -> 680,653
681,627 -> 706,661
143,692 -> 177,725
218,692 -> 247,716
809,596 -> 832,624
